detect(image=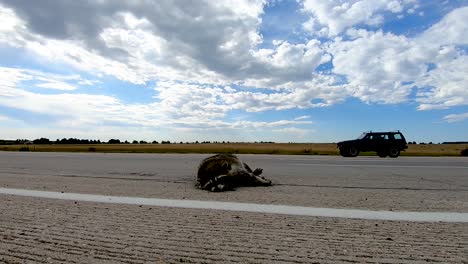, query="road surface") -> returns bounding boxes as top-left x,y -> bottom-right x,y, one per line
0,152 -> 467,263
